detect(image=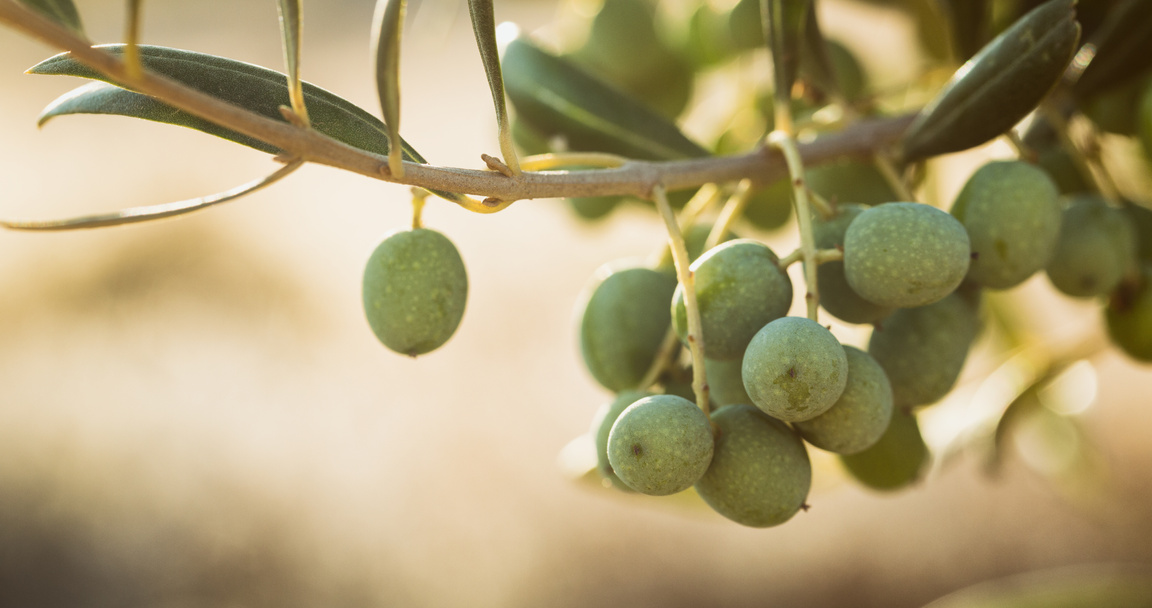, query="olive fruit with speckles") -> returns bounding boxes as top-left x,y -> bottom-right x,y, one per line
844,202 -> 971,308
694,404 -> 811,527
867,292 -> 981,408
742,317 -> 848,422
672,239 -> 793,360
579,264 -> 678,392
362,228 -> 468,357
606,394 -> 714,495
795,346 -> 894,454
591,390 -> 653,490
951,161 -> 1061,289
1106,267 -> 1152,362
1046,195 -> 1137,298
840,408 -> 929,491
813,204 -> 893,324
